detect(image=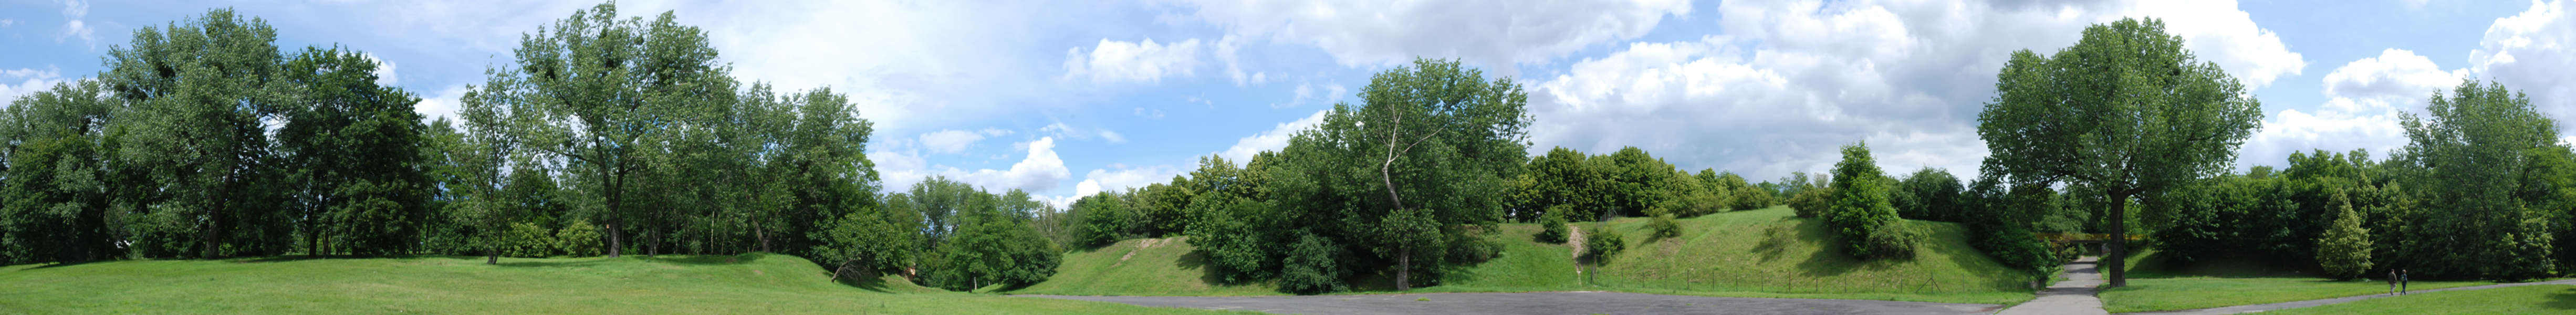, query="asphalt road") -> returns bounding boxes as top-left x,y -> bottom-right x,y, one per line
1022,291 -> 2003,315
